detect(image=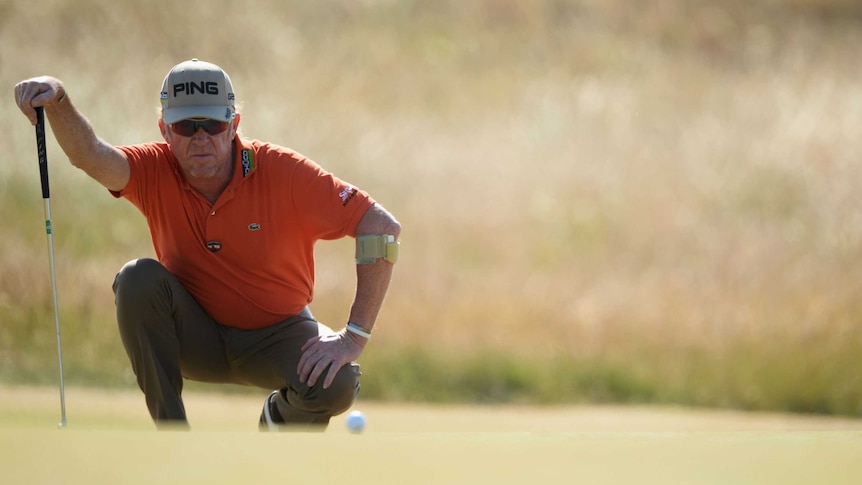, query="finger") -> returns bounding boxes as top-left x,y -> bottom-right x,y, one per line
13,82 -> 26,105
14,83 -> 37,124
322,361 -> 341,389
306,359 -> 332,388
18,82 -> 61,124
297,348 -> 314,383
301,335 -> 320,352
24,85 -> 52,124
297,337 -> 319,375
31,89 -> 57,107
